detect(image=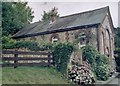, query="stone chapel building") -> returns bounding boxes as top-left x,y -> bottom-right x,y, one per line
13,6 -> 115,67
